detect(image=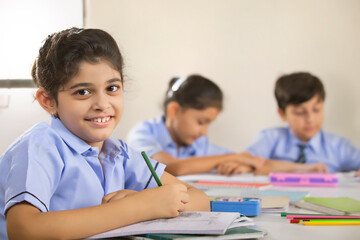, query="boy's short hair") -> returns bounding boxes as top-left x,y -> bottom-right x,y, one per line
275,72 -> 325,111
31,27 -> 124,102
